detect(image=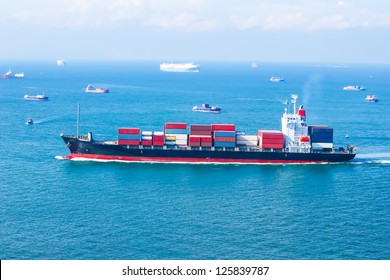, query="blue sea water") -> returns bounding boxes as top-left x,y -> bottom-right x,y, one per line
0,60 -> 389,260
